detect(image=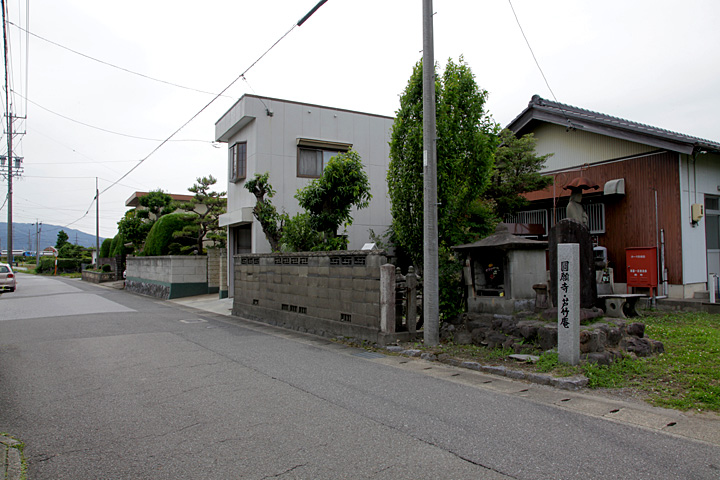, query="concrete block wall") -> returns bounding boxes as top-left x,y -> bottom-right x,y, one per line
232,251 -> 414,344
126,256 -> 209,299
